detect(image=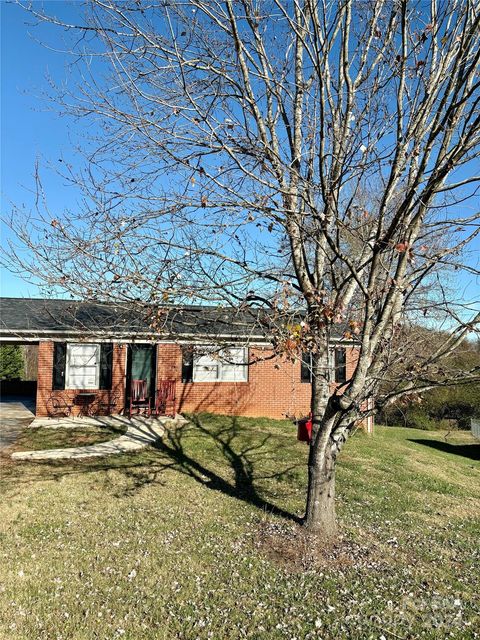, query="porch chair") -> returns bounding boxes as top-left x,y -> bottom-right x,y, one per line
98,390 -> 121,416
47,393 -> 73,418
129,379 -> 151,418
155,380 -> 176,417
